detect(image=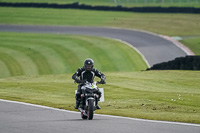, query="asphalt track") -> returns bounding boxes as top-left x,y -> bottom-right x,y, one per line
0,24 -> 189,67
0,100 -> 200,133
